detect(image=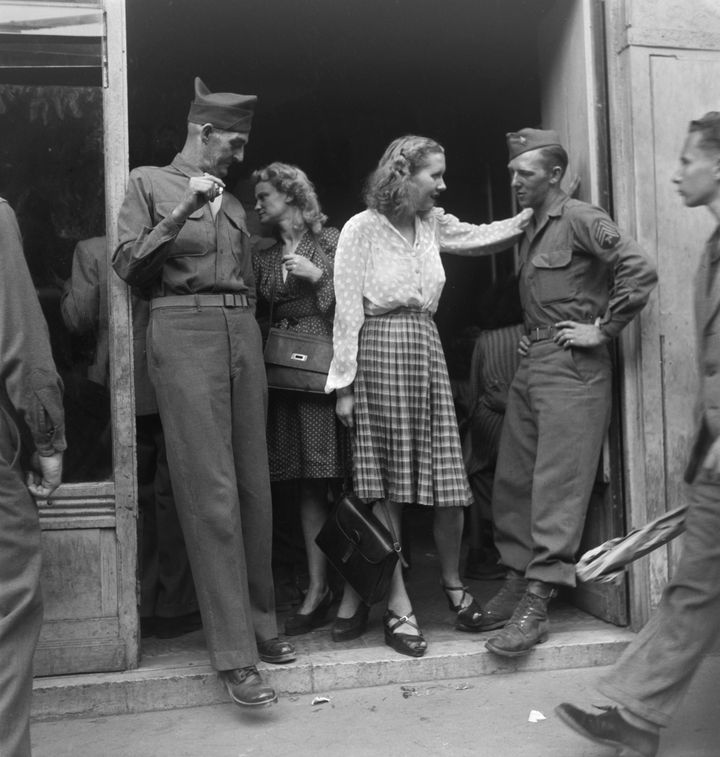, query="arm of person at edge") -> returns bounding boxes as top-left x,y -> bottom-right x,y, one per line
113,169 -> 224,287
61,239 -> 101,335
0,200 -> 66,499
437,207 -> 533,256
552,205 -> 657,352
325,218 -> 372,428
